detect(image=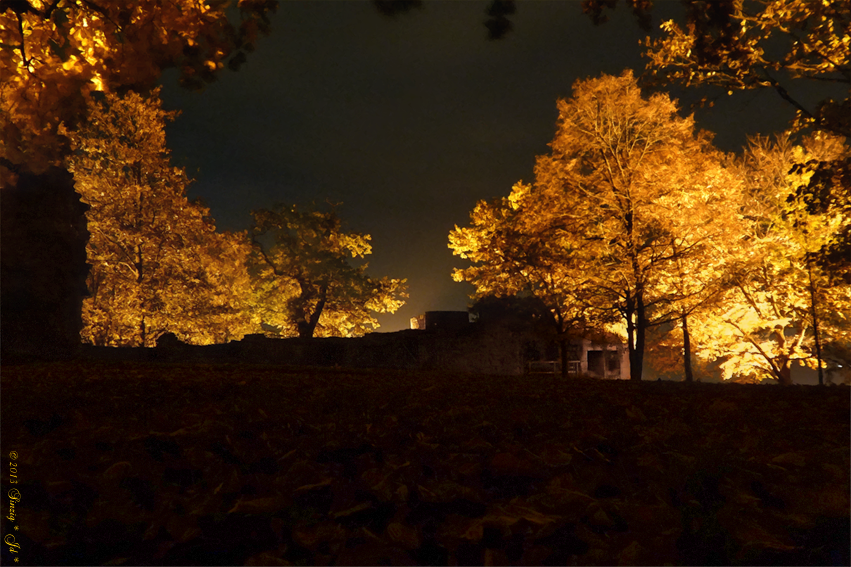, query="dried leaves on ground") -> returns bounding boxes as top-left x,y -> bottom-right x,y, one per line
2,361 -> 848,565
